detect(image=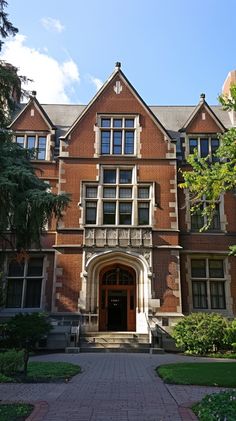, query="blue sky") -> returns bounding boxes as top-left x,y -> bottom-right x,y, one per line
1,0 -> 235,105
